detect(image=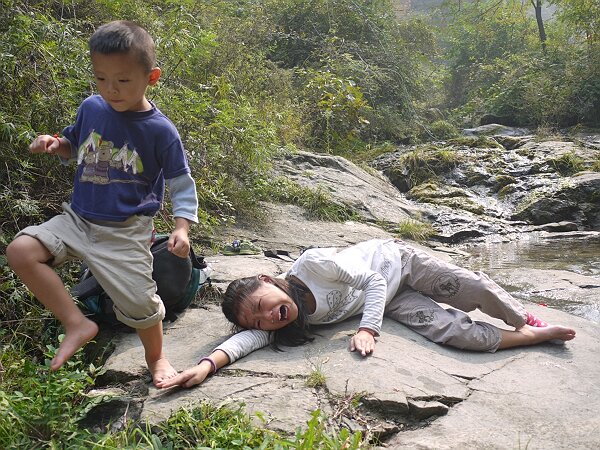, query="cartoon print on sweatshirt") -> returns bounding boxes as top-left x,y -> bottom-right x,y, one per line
324,288 -> 361,322
76,131 -> 143,184
92,140 -> 113,184
80,151 -> 97,182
